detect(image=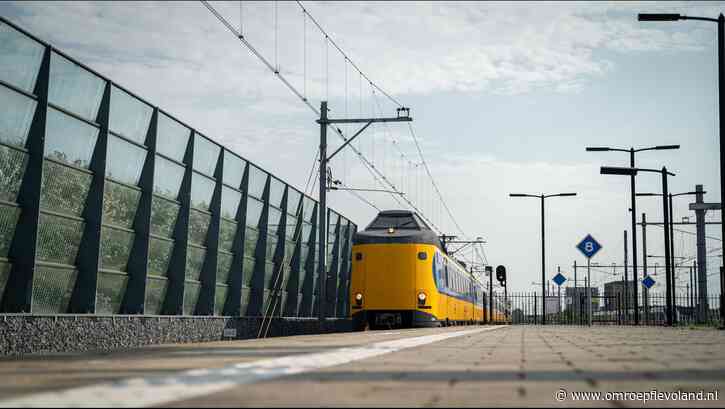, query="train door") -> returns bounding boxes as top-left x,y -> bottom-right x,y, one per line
441,257 -> 450,323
